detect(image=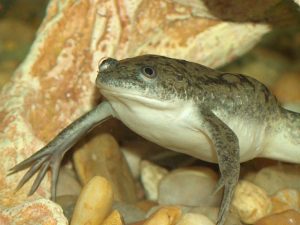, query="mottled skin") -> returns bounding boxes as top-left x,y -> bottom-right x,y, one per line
9,55 -> 300,225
